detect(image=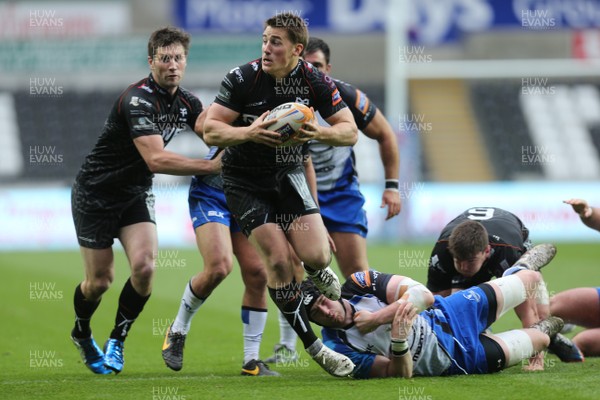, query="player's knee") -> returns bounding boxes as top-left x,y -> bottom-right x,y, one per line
573,336 -> 594,356
135,264 -> 155,284
302,250 -> 331,270
241,264 -> 267,288
516,269 -> 541,286
205,256 -> 233,285
86,275 -> 113,297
